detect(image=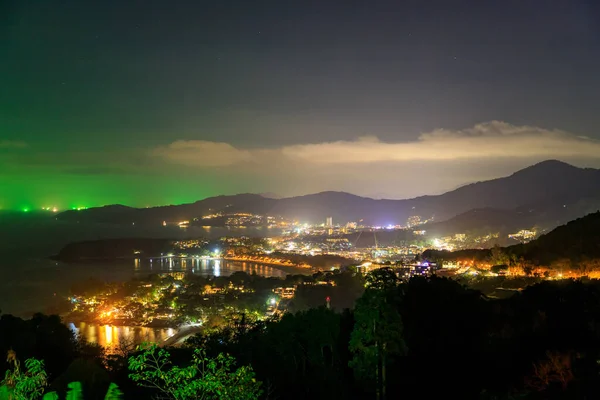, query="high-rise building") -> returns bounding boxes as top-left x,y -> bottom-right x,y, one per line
326,217 -> 333,227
